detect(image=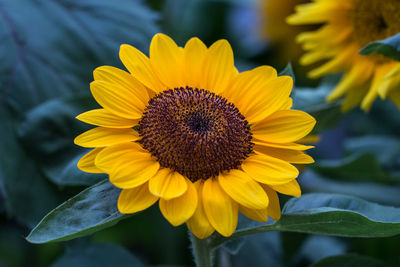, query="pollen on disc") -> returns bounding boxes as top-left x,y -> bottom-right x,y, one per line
139,86 -> 253,182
